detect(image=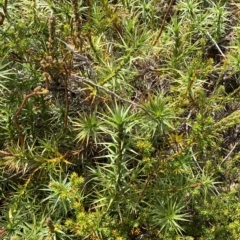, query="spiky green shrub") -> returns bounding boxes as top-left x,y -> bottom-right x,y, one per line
0,0 -> 239,239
